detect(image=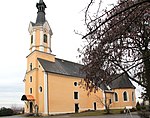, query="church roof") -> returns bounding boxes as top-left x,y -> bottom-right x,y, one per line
38,58 -> 85,78
38,58 -> 135,89
31,0 -> 47,26
108,74 -> 135,89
